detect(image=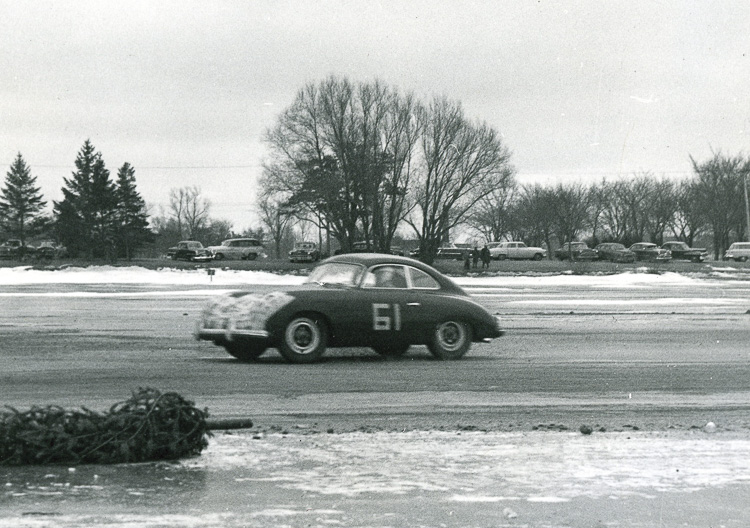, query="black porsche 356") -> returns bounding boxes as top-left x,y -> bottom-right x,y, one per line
195,253 -> 504,363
